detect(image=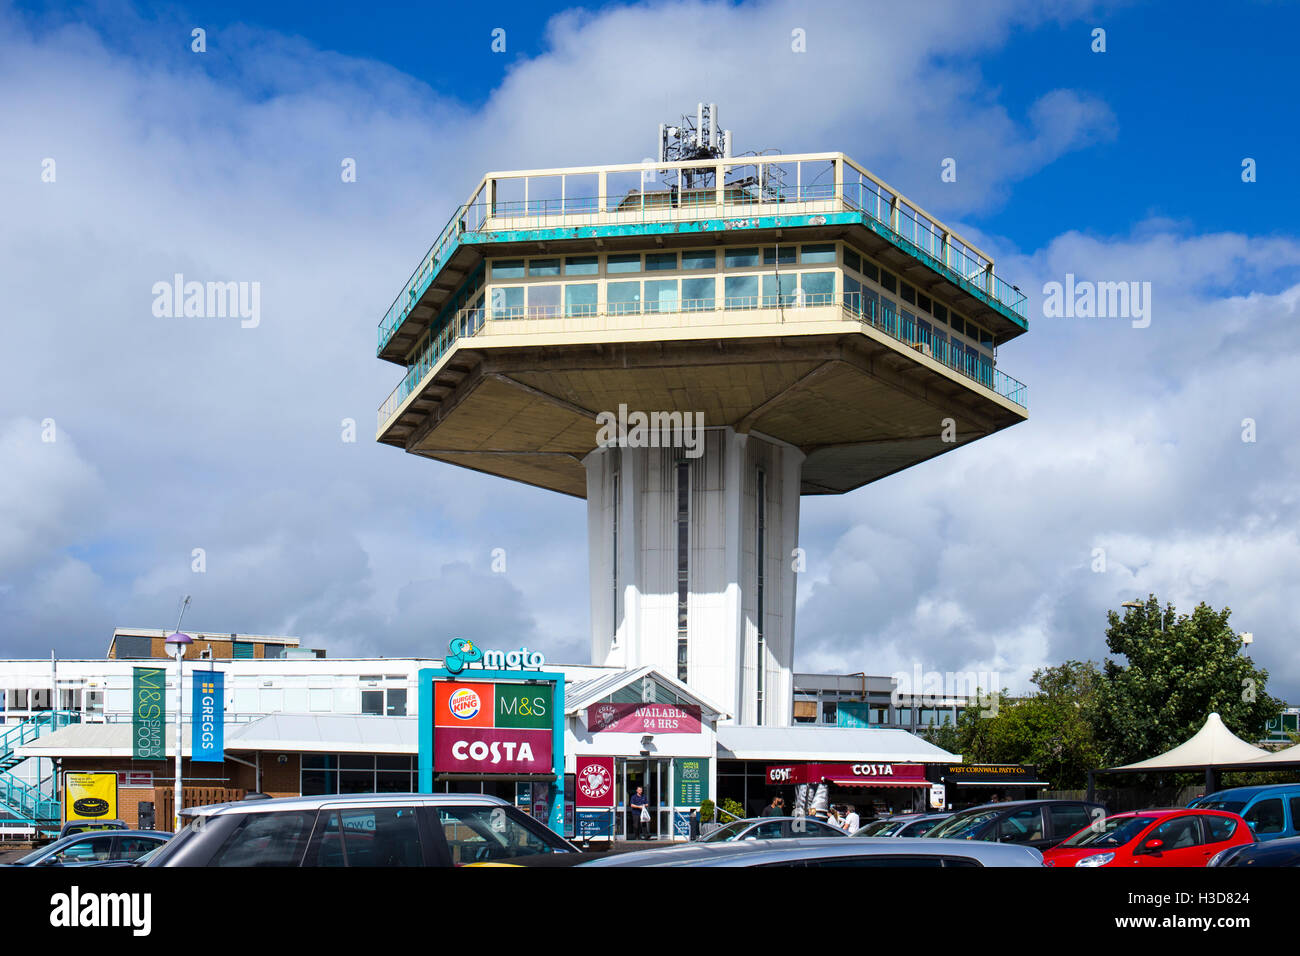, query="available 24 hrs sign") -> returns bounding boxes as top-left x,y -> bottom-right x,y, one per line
433,680 -> 553,773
